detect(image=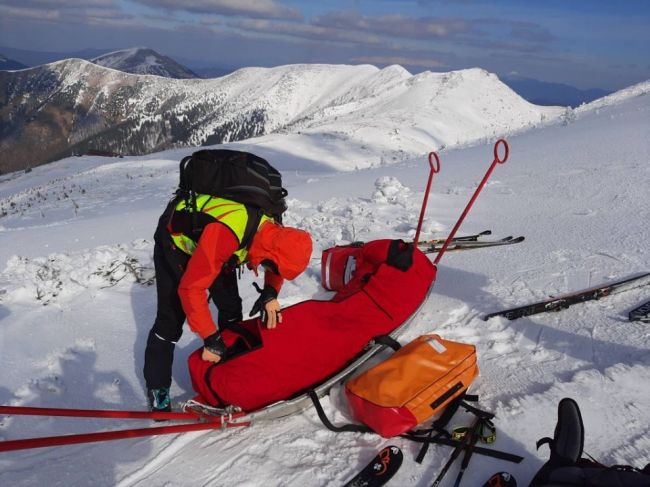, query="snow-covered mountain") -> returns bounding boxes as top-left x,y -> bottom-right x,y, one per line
0,77 -> 649,486
91,47 -> 198,79
0,60 -> 564,174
